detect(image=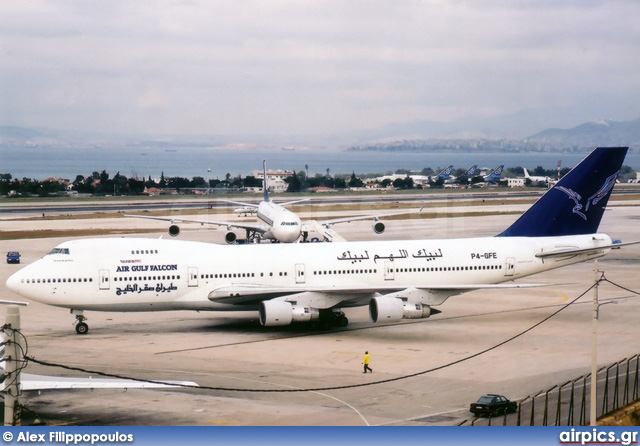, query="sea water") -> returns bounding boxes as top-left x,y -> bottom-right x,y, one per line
1,146 -> 638,181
